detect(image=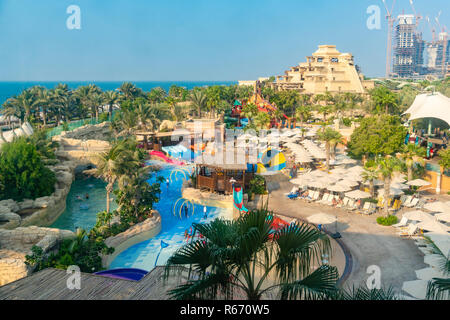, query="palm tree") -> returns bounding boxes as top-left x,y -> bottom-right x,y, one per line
361,160 -> 378,197
94,141 -> 138,213
164,96 -> 178,120
399,144 -> 426,181
376,156 -> 403,216
103,91 -> 120,121
32,86 -> 52,127
119,82 -> 140,101
11,89 -> 36,123
189,90 -> 207,118
370,87 -> 398,115
317,127 -> 342,170
314,92 -> 334,121
241,103 -> 258,127
165,209 -> 338,300
295,105 -> 312,127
